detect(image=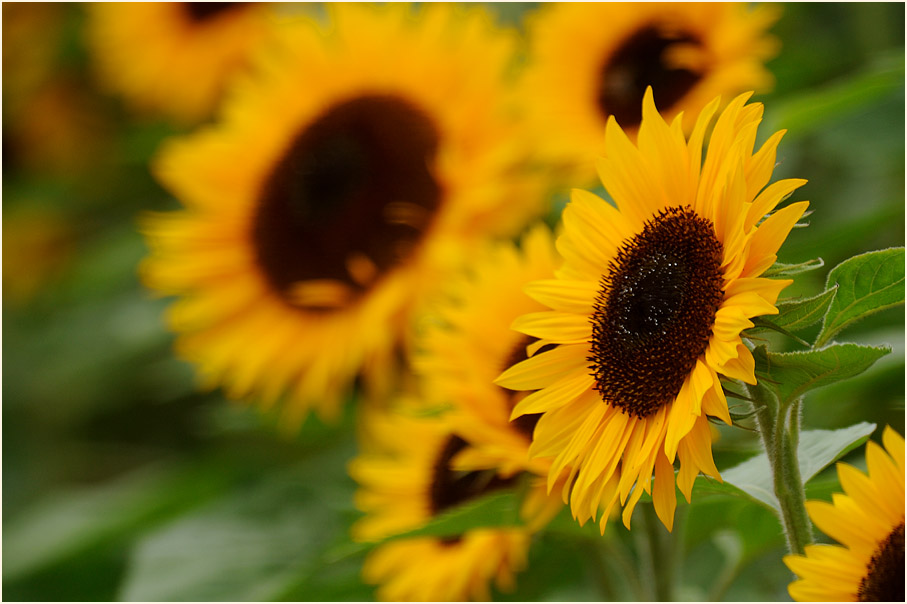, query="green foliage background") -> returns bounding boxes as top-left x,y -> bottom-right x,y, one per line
3,3 -> 904,601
